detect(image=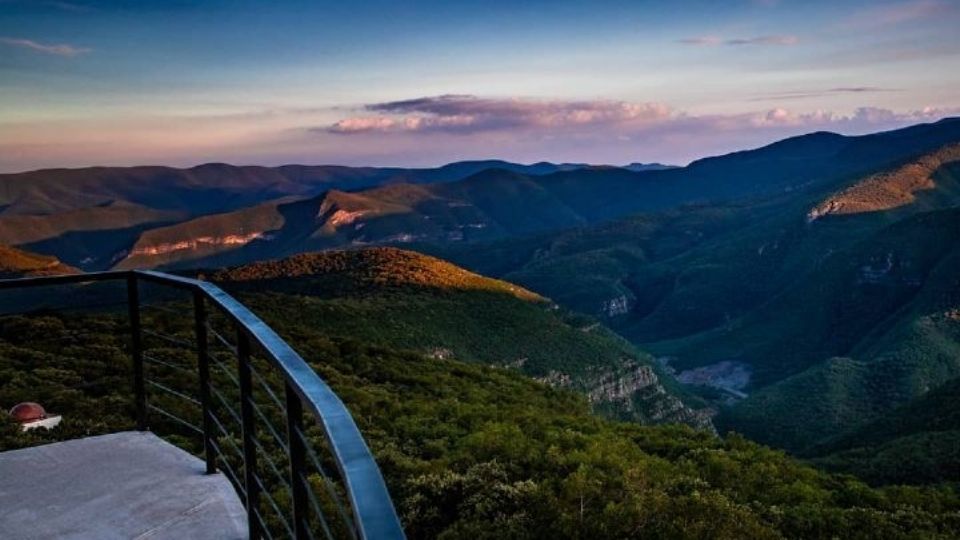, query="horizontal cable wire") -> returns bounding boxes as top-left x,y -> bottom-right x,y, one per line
252,506 -> 276,540
212,358 -> 241,388
300,471 -> 339,540
142,328 -> 193,349
254,474 -> 296,540
211,387 -> 243,427
209,439 -> 246,498
143,353 -> 193,374
146,402 -> 203,435
140,302 -> 185,316
208,325 -> 239,355
146,378 -> 201,407
296,426 -> 357,537
208,414 -> 246,468
249,398 -> 289,455
252,436 -> 293,495
249,362 -> 287,412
